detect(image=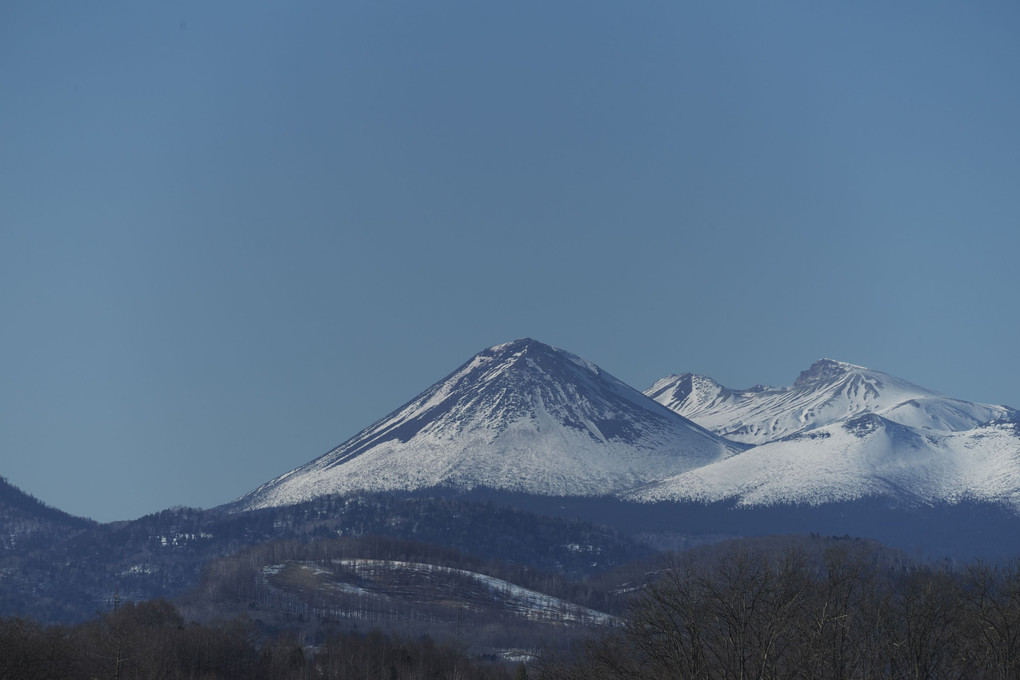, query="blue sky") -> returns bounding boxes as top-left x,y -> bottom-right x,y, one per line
2,1 -> 1019,521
